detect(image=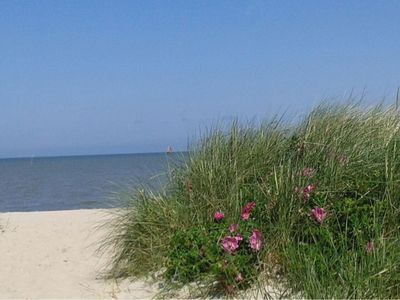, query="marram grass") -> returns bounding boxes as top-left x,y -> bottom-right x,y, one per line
103,102 -> 400,298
